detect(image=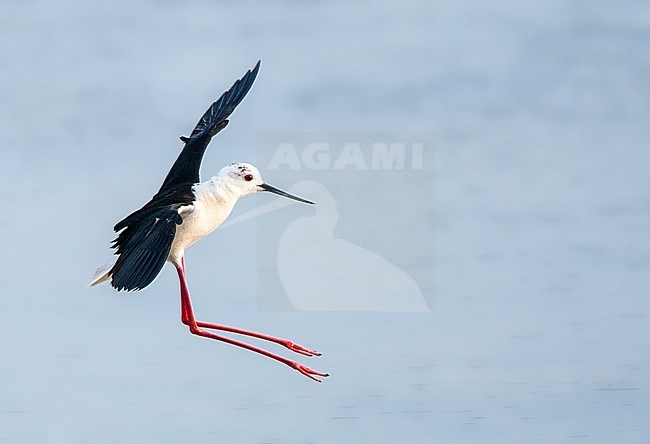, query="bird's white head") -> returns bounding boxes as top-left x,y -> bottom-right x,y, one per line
217,163 -> 314,204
